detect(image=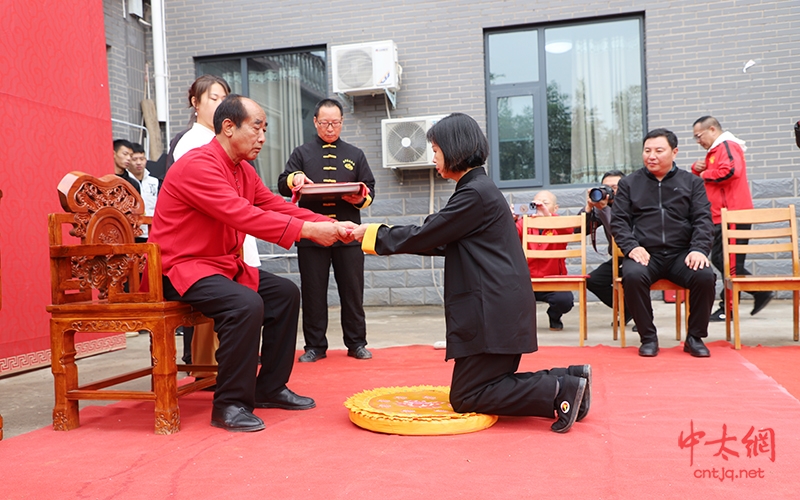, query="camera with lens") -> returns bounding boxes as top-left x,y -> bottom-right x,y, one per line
588,185 -> 614,203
